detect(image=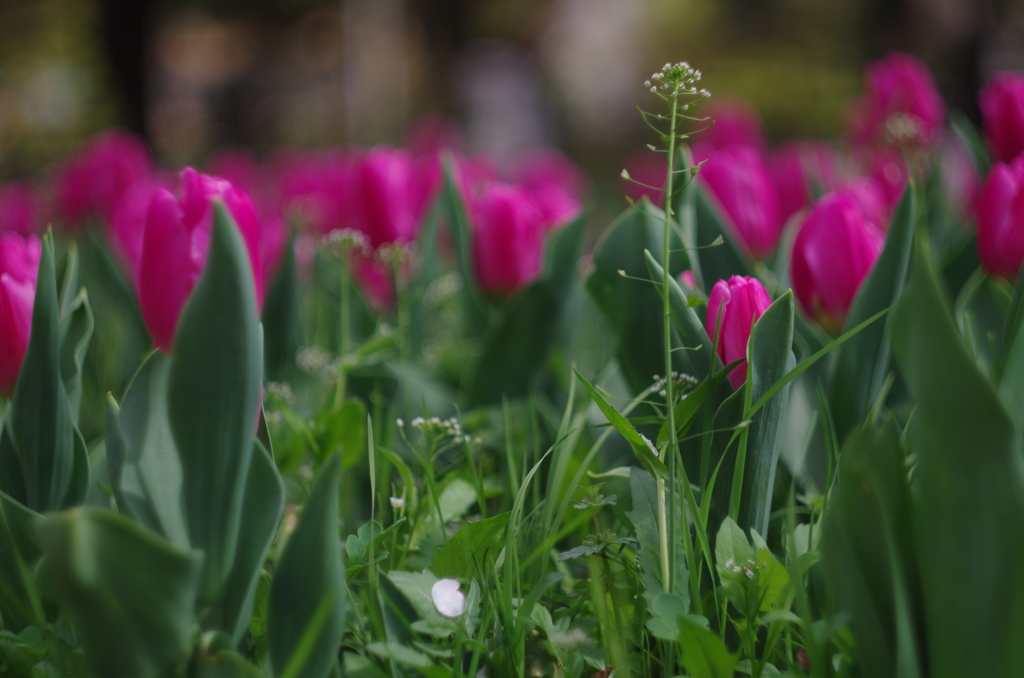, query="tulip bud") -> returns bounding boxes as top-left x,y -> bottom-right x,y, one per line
769,142 -> 837,224
55,129 -> 152,227
705,275 -> 772,390
980,71 -> 1024,164
472,183 -> 546,296
977,156 -> 1024,281
791,193 -> 885,334
0,183 -> 40,236
847,51 -> 945,148
350,146 -> 422,248
139,168 -> 263,352
0,233 -> 41,395
693,143 -> 783,260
